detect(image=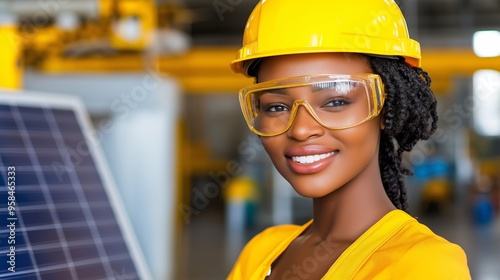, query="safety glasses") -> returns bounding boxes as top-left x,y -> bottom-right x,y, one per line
239,74 -> 386,137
